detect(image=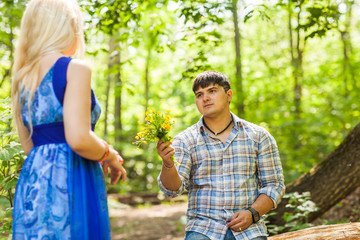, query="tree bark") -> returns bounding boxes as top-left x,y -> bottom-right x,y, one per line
0,10 -> 14,89
104,37 -> 116,137
269,222 -> 360,240
114,42 -> 122,144
231,0 -> 244,117
268,122 -> 360,226
287,1 -> 304,152
288,1 -> 303,121
293,8 -> 302,122
144,47 -> 151,115
338,0 -> 356,93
